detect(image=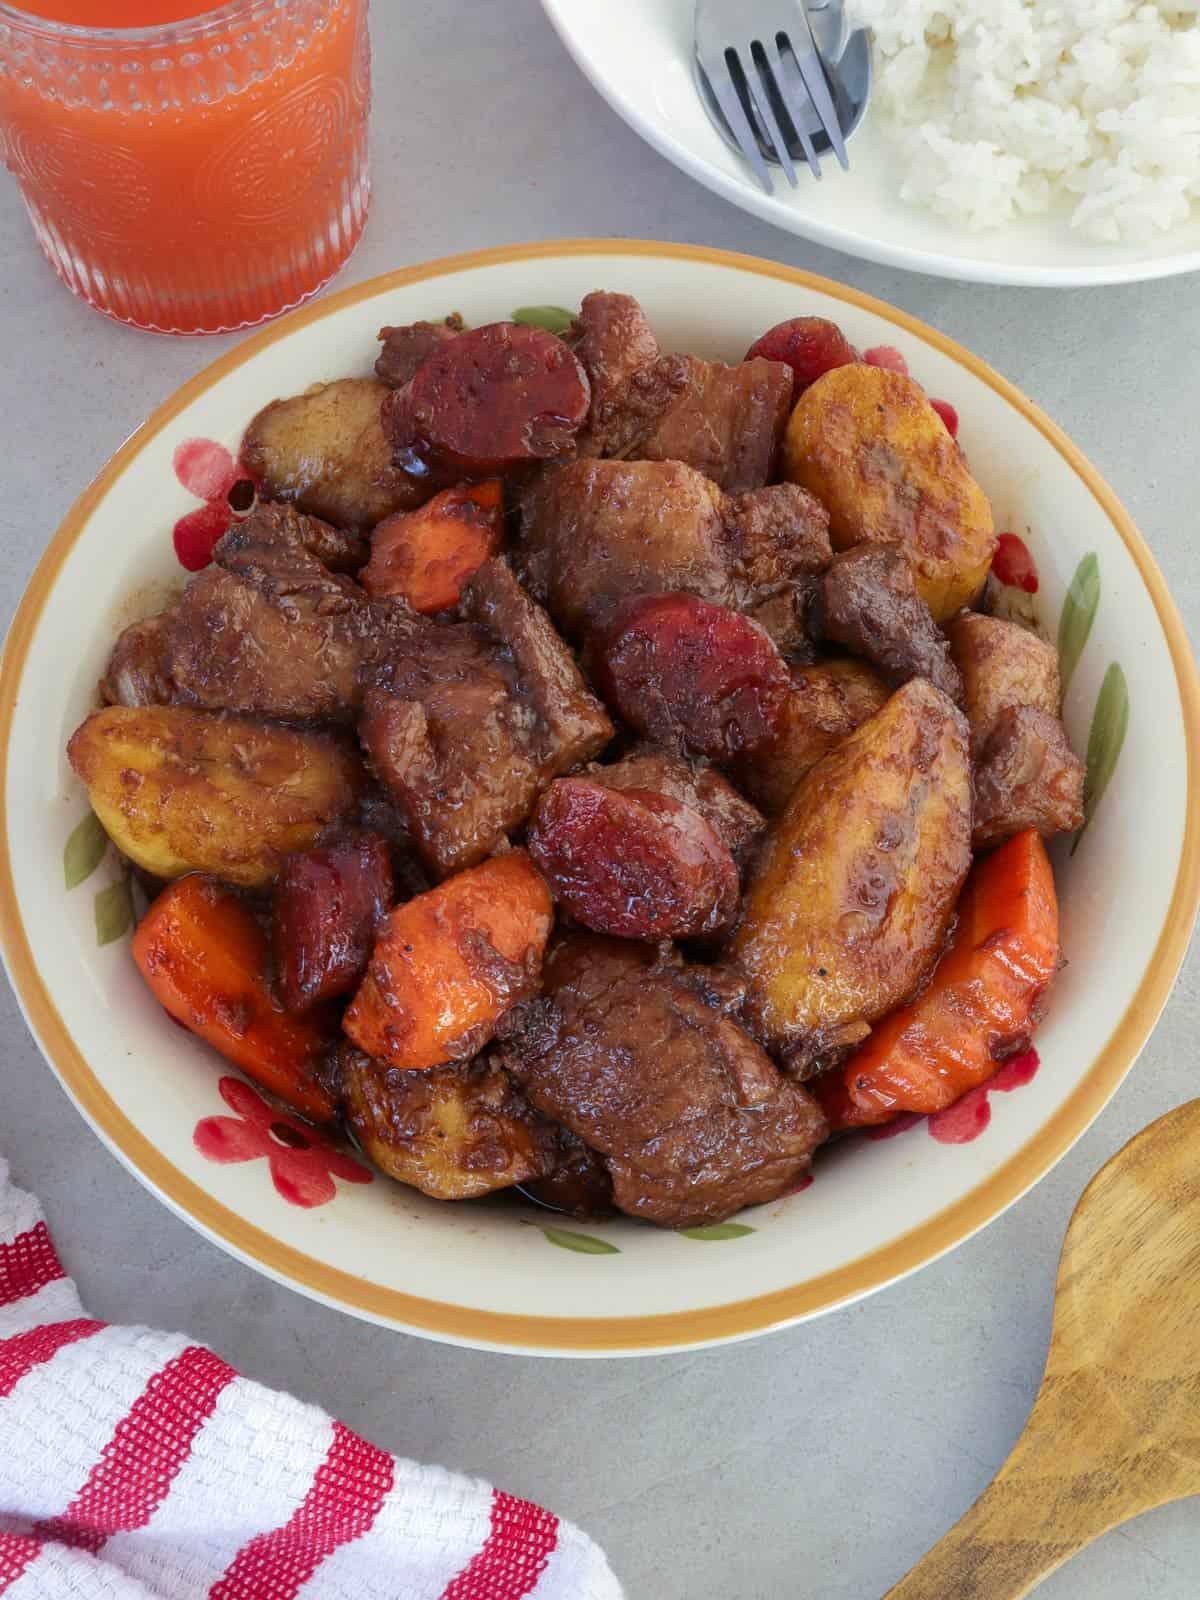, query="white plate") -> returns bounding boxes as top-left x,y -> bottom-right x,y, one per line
542,0 -> 1200,287
2,241 -> 1198,1356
